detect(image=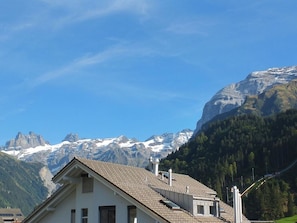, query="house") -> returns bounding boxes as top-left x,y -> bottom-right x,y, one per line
23,157 -> 250,223
0,208 -> 24,223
